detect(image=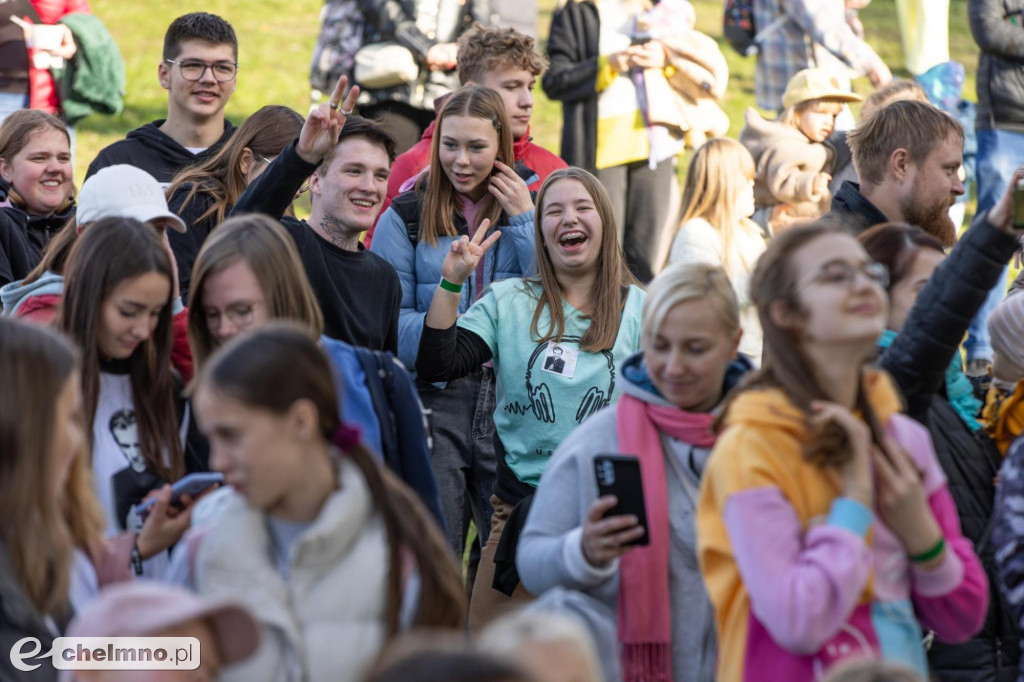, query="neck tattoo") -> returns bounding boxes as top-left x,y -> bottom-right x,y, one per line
318,215 -> 360,252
